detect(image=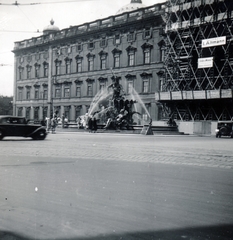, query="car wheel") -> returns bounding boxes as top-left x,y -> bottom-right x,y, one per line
0,129 -> 4,140
33,130 -> 46,140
